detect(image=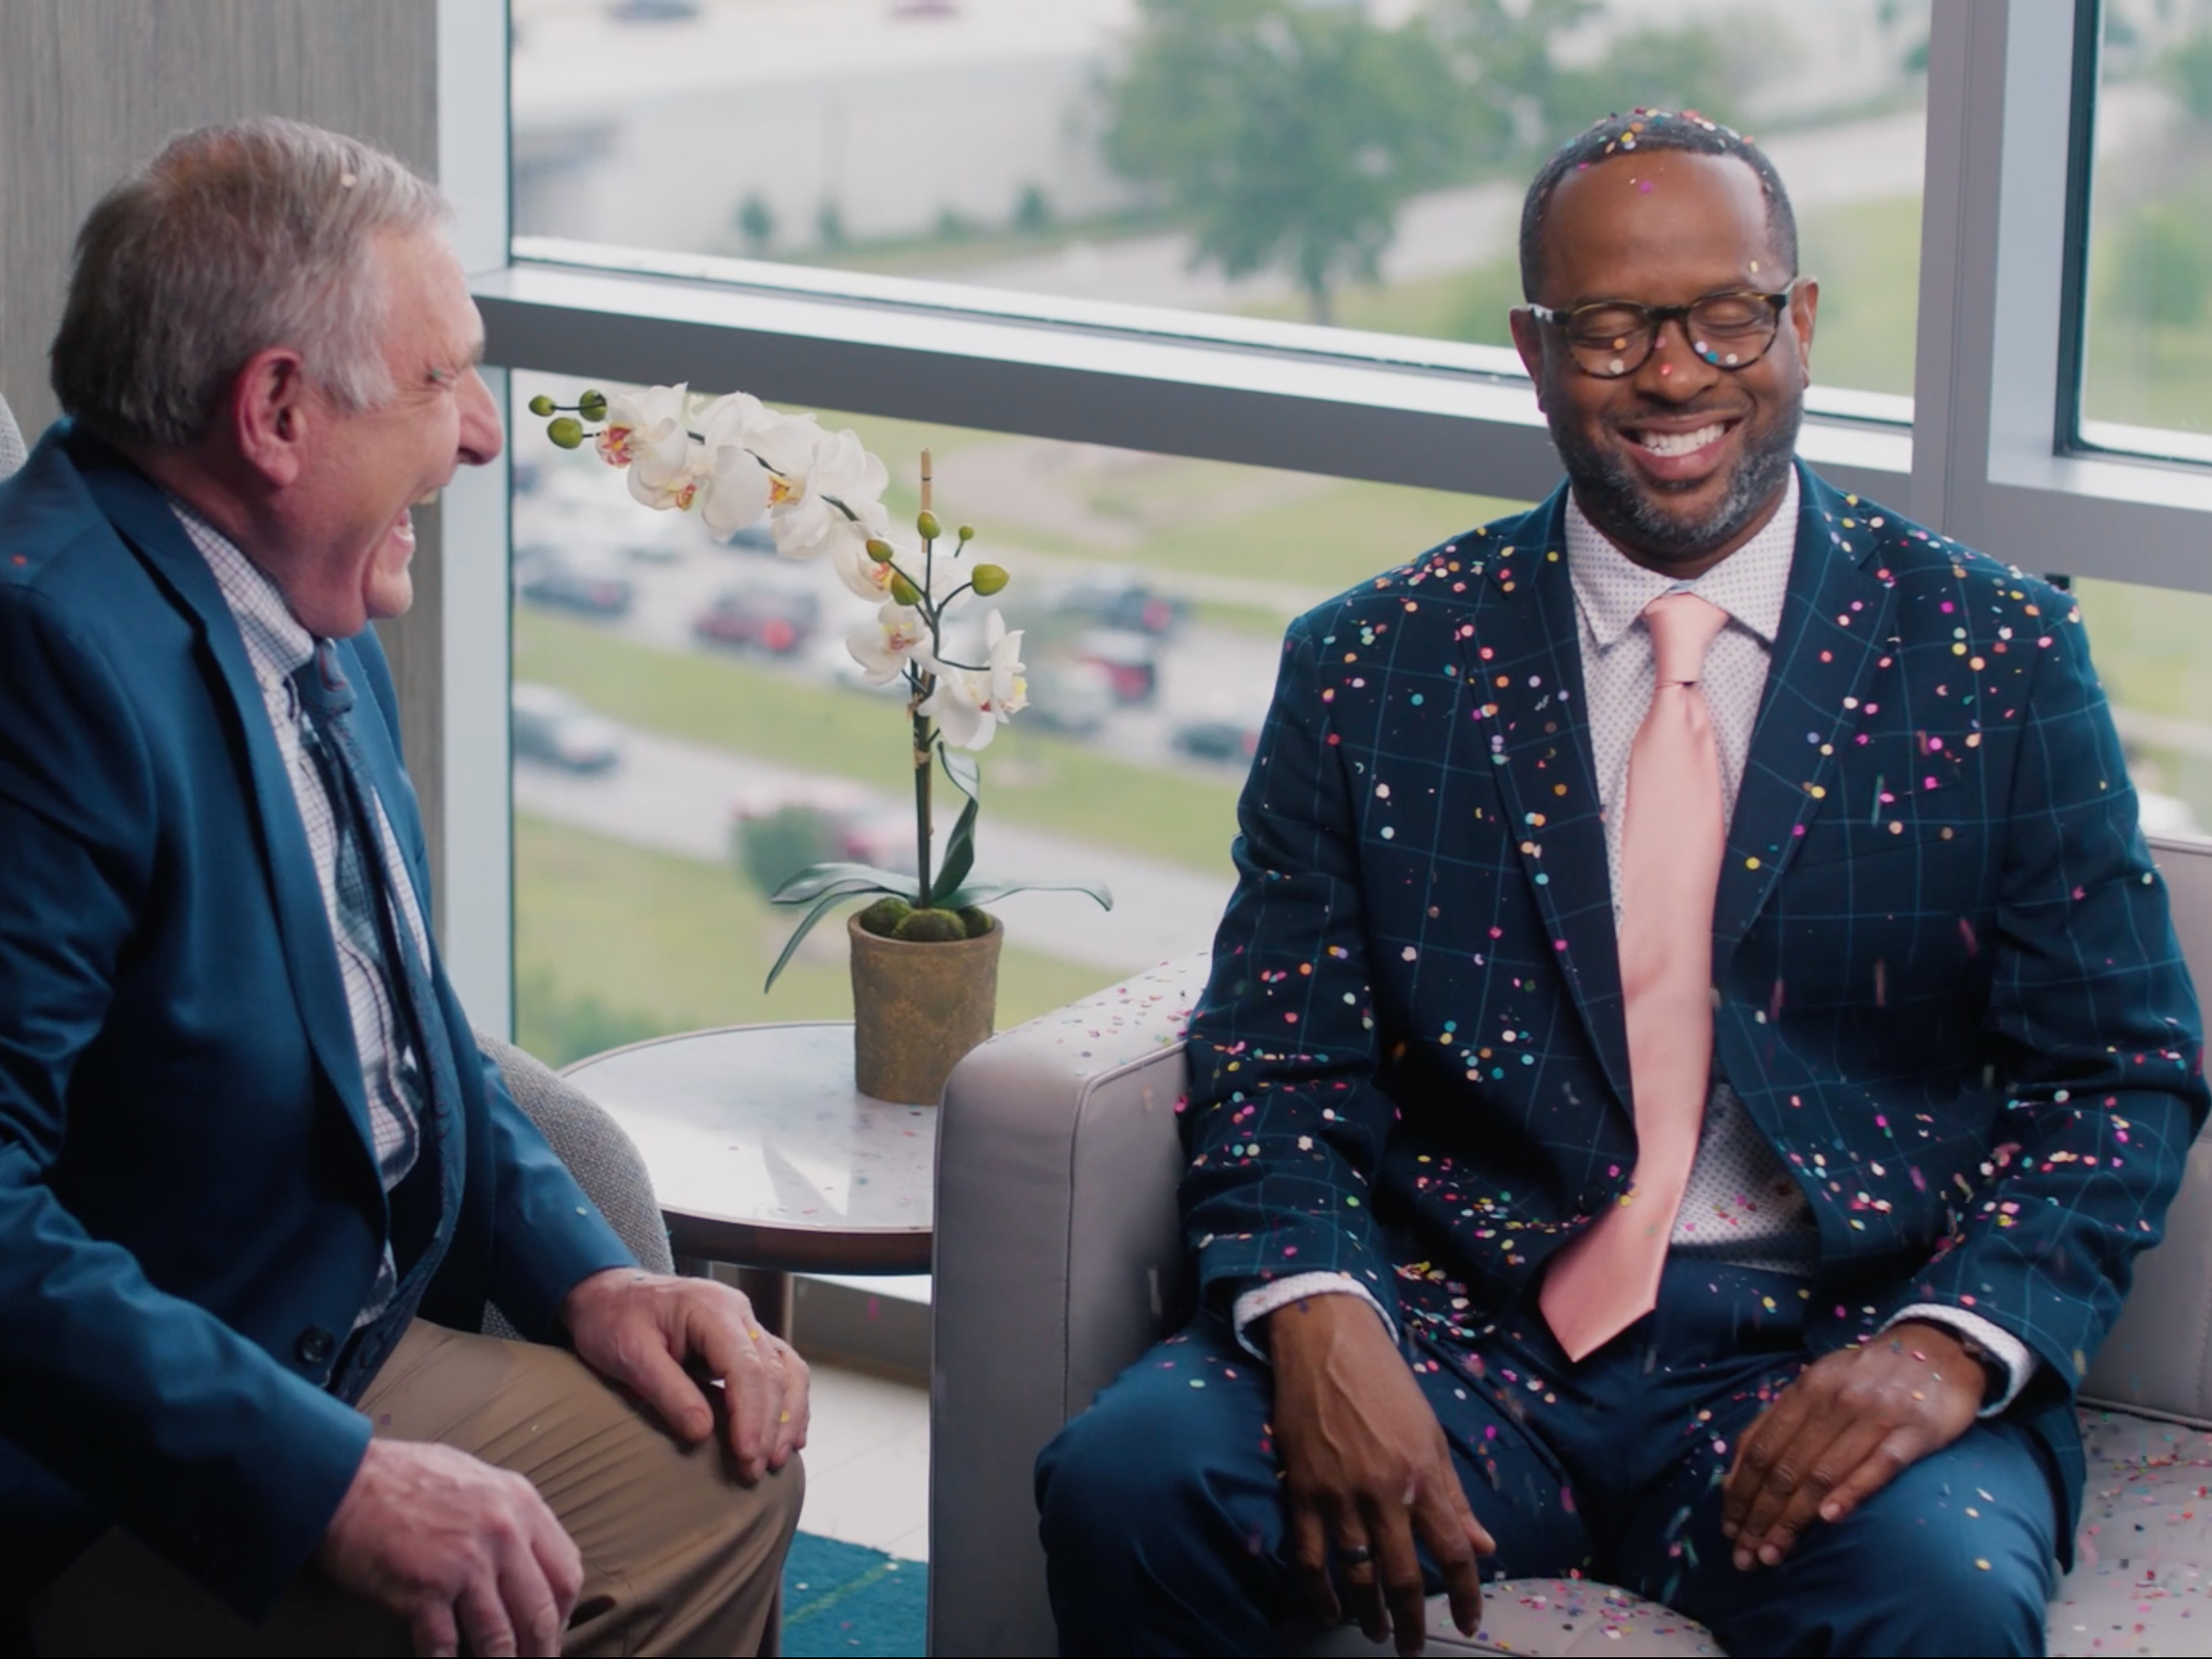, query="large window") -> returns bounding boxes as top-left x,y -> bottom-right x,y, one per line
506,372 -> 1517,1062
2079,0 -> 2212,456
511,0 -> 1928,401
442,0 -> 2212,1038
